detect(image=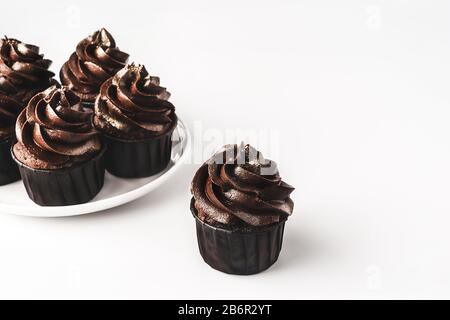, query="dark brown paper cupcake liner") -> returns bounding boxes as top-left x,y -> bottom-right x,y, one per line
190,198 -> 286,275
0,136 -> 21,186
102,124 -> 176,178
12,147 -> 106,206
